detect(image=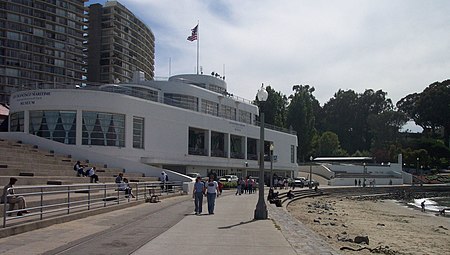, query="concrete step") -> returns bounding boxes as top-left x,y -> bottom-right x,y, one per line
0,168 -> 147,179
0,176 -> 159,186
